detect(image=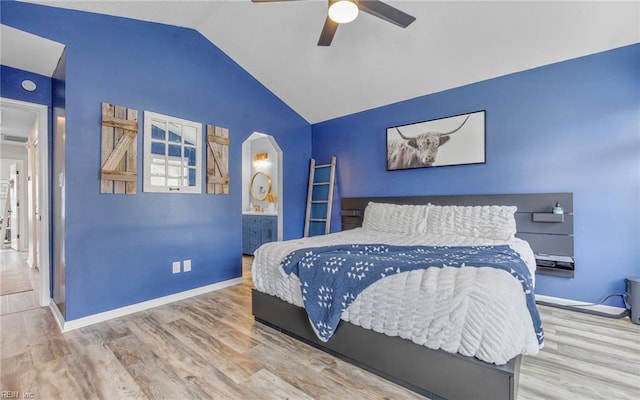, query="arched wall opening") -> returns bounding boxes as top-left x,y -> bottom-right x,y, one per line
241,132 -> 283,241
